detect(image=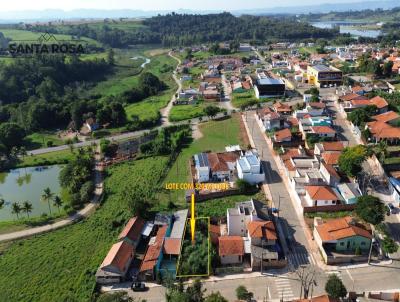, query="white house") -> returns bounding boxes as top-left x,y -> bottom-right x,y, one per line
227,200 -> 261,237
319,163 -> 341,187
337,183 -> 362,205
193,153 -> 210,183
304,185 -> 341,207
236,151 -> 265,185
